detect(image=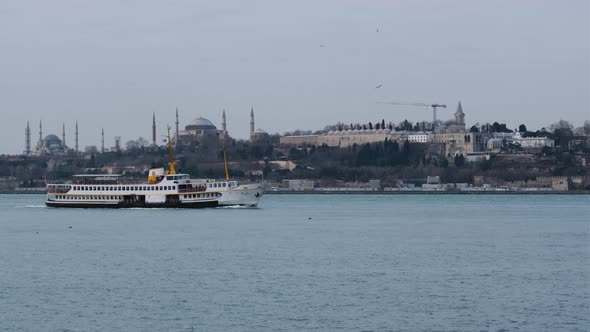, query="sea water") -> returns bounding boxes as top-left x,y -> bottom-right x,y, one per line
0,194 -> 588,331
